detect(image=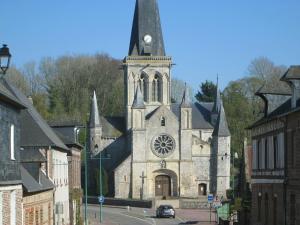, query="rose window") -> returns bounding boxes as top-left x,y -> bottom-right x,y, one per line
152,134 -> 175,158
